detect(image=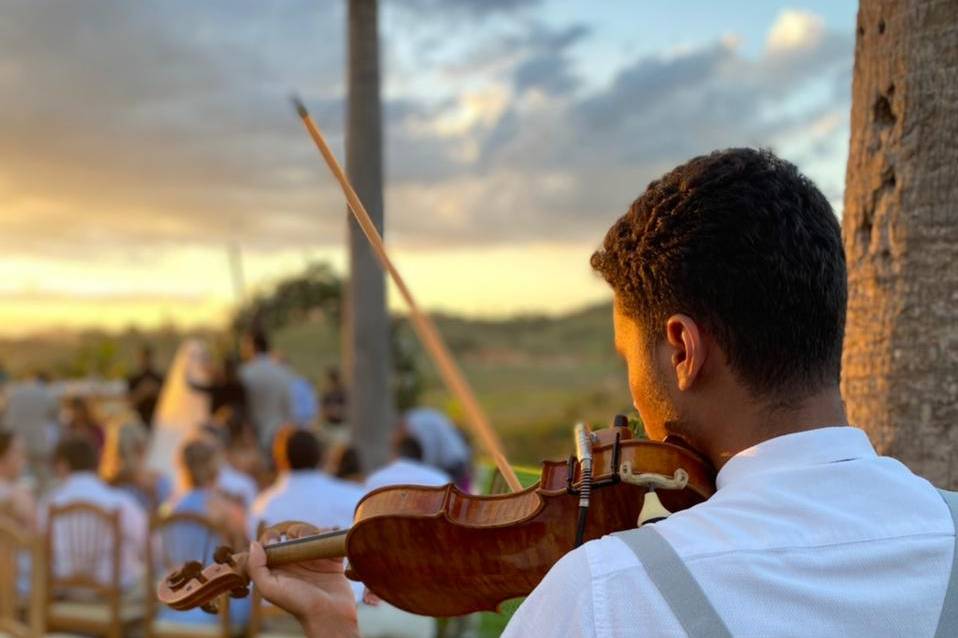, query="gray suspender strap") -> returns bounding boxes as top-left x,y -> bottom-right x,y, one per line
614,526 -> 732,638
934,489 -> 958,638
